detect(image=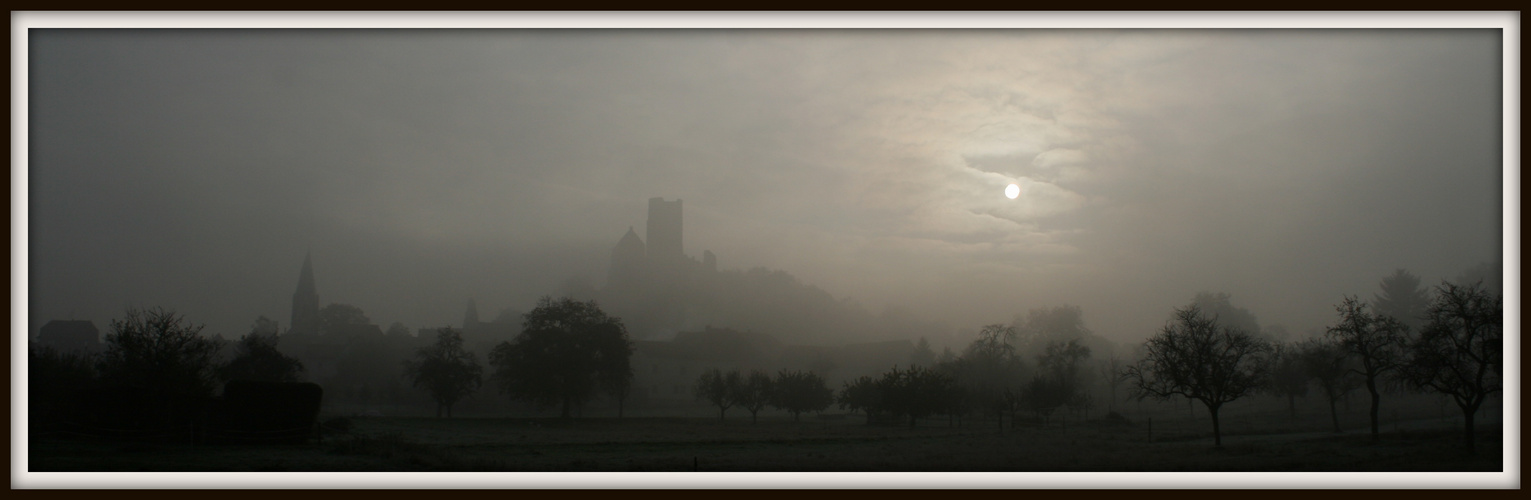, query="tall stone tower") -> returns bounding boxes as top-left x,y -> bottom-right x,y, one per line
646,197 -> 684,270
463,298 -> 481,330
290,252 -> 320,336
